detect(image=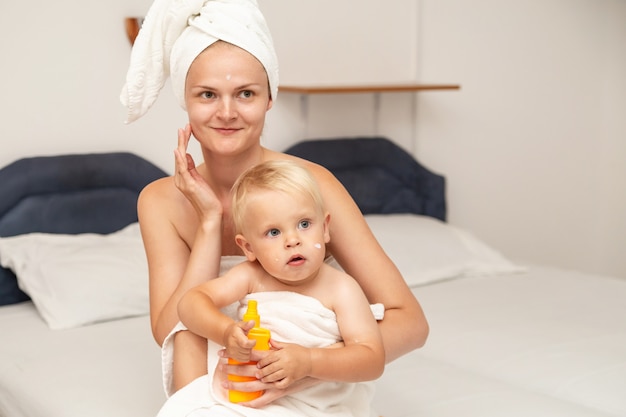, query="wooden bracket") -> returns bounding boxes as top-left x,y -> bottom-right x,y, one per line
125,17 -> 143,45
